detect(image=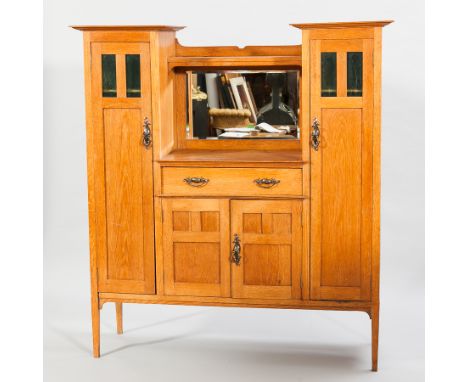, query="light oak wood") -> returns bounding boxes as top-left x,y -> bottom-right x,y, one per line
371,29 -> 383,372
175,41 -> 301,57
162,199 -> 230,297
372,27 -> 383,313
309,38 -> 372,302
372,303 -> 380,371
115,302 -> 123,334
307,28 -> 375,40
169,56 -> 301,70
231,200 -> 302,299
82,31 -> 101,358
158,149 -> 303,167
88,31 -> 150,43
75,21 -> 389,370
99,292 -> 371,313
302,25 -> 384,371
90,42 -> 155,295
161,167 -> 302,197
291,20 -> 393,29
151,32 -> 177,157
182,138 -> 300,151
72,25 -> 185,31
